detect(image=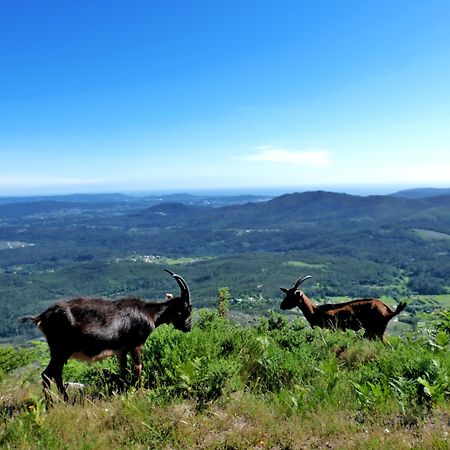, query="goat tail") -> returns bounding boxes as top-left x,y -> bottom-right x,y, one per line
393,302 -> 407,316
